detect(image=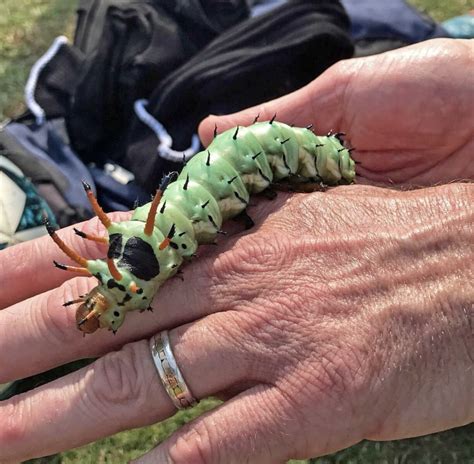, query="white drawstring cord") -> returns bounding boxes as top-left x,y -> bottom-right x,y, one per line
134,99 -> 200,162
25,36 -> 69,126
